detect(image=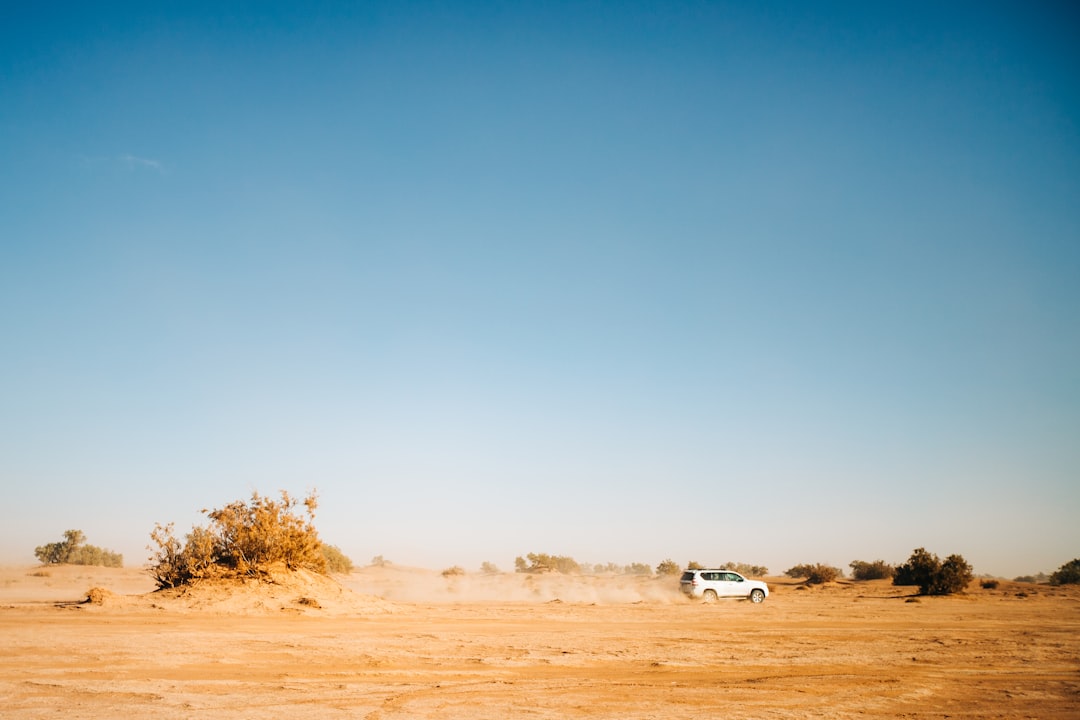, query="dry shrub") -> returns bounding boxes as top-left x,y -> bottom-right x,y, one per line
320,544 -> 354,574
442,565 -> 465,577
894,547 -> 973,595
981,579 -> 1000,590
849,559 -> 895,581
1049,559 -> 1080,585
722,561 -> 770,577
785,563 -> 842,584
656,559 -> 681,576
85,587 -> 113,604
515,553 -> 580,574
148,490 -> 328,589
